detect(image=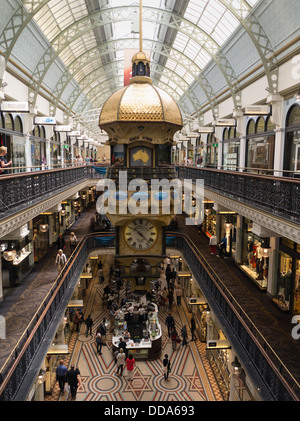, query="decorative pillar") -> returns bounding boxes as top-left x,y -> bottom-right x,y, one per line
273,128 -> 285,177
